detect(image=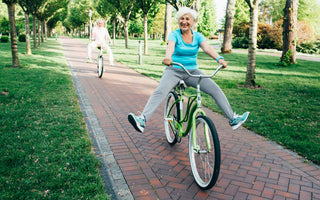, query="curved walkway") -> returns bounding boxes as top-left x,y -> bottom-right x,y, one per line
61,37 -> 320,200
